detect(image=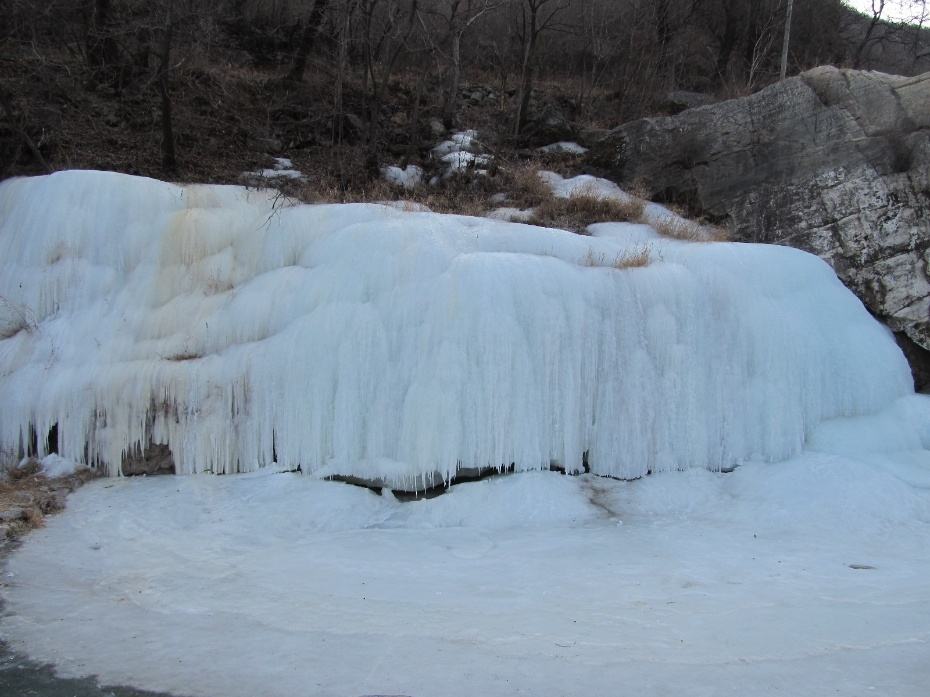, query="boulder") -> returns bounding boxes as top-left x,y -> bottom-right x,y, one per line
0,507 -> 25,523
594,67 -> 930,389
660,90 -> 718,114
521,97 -> 577,146
121,442 -> 176,476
